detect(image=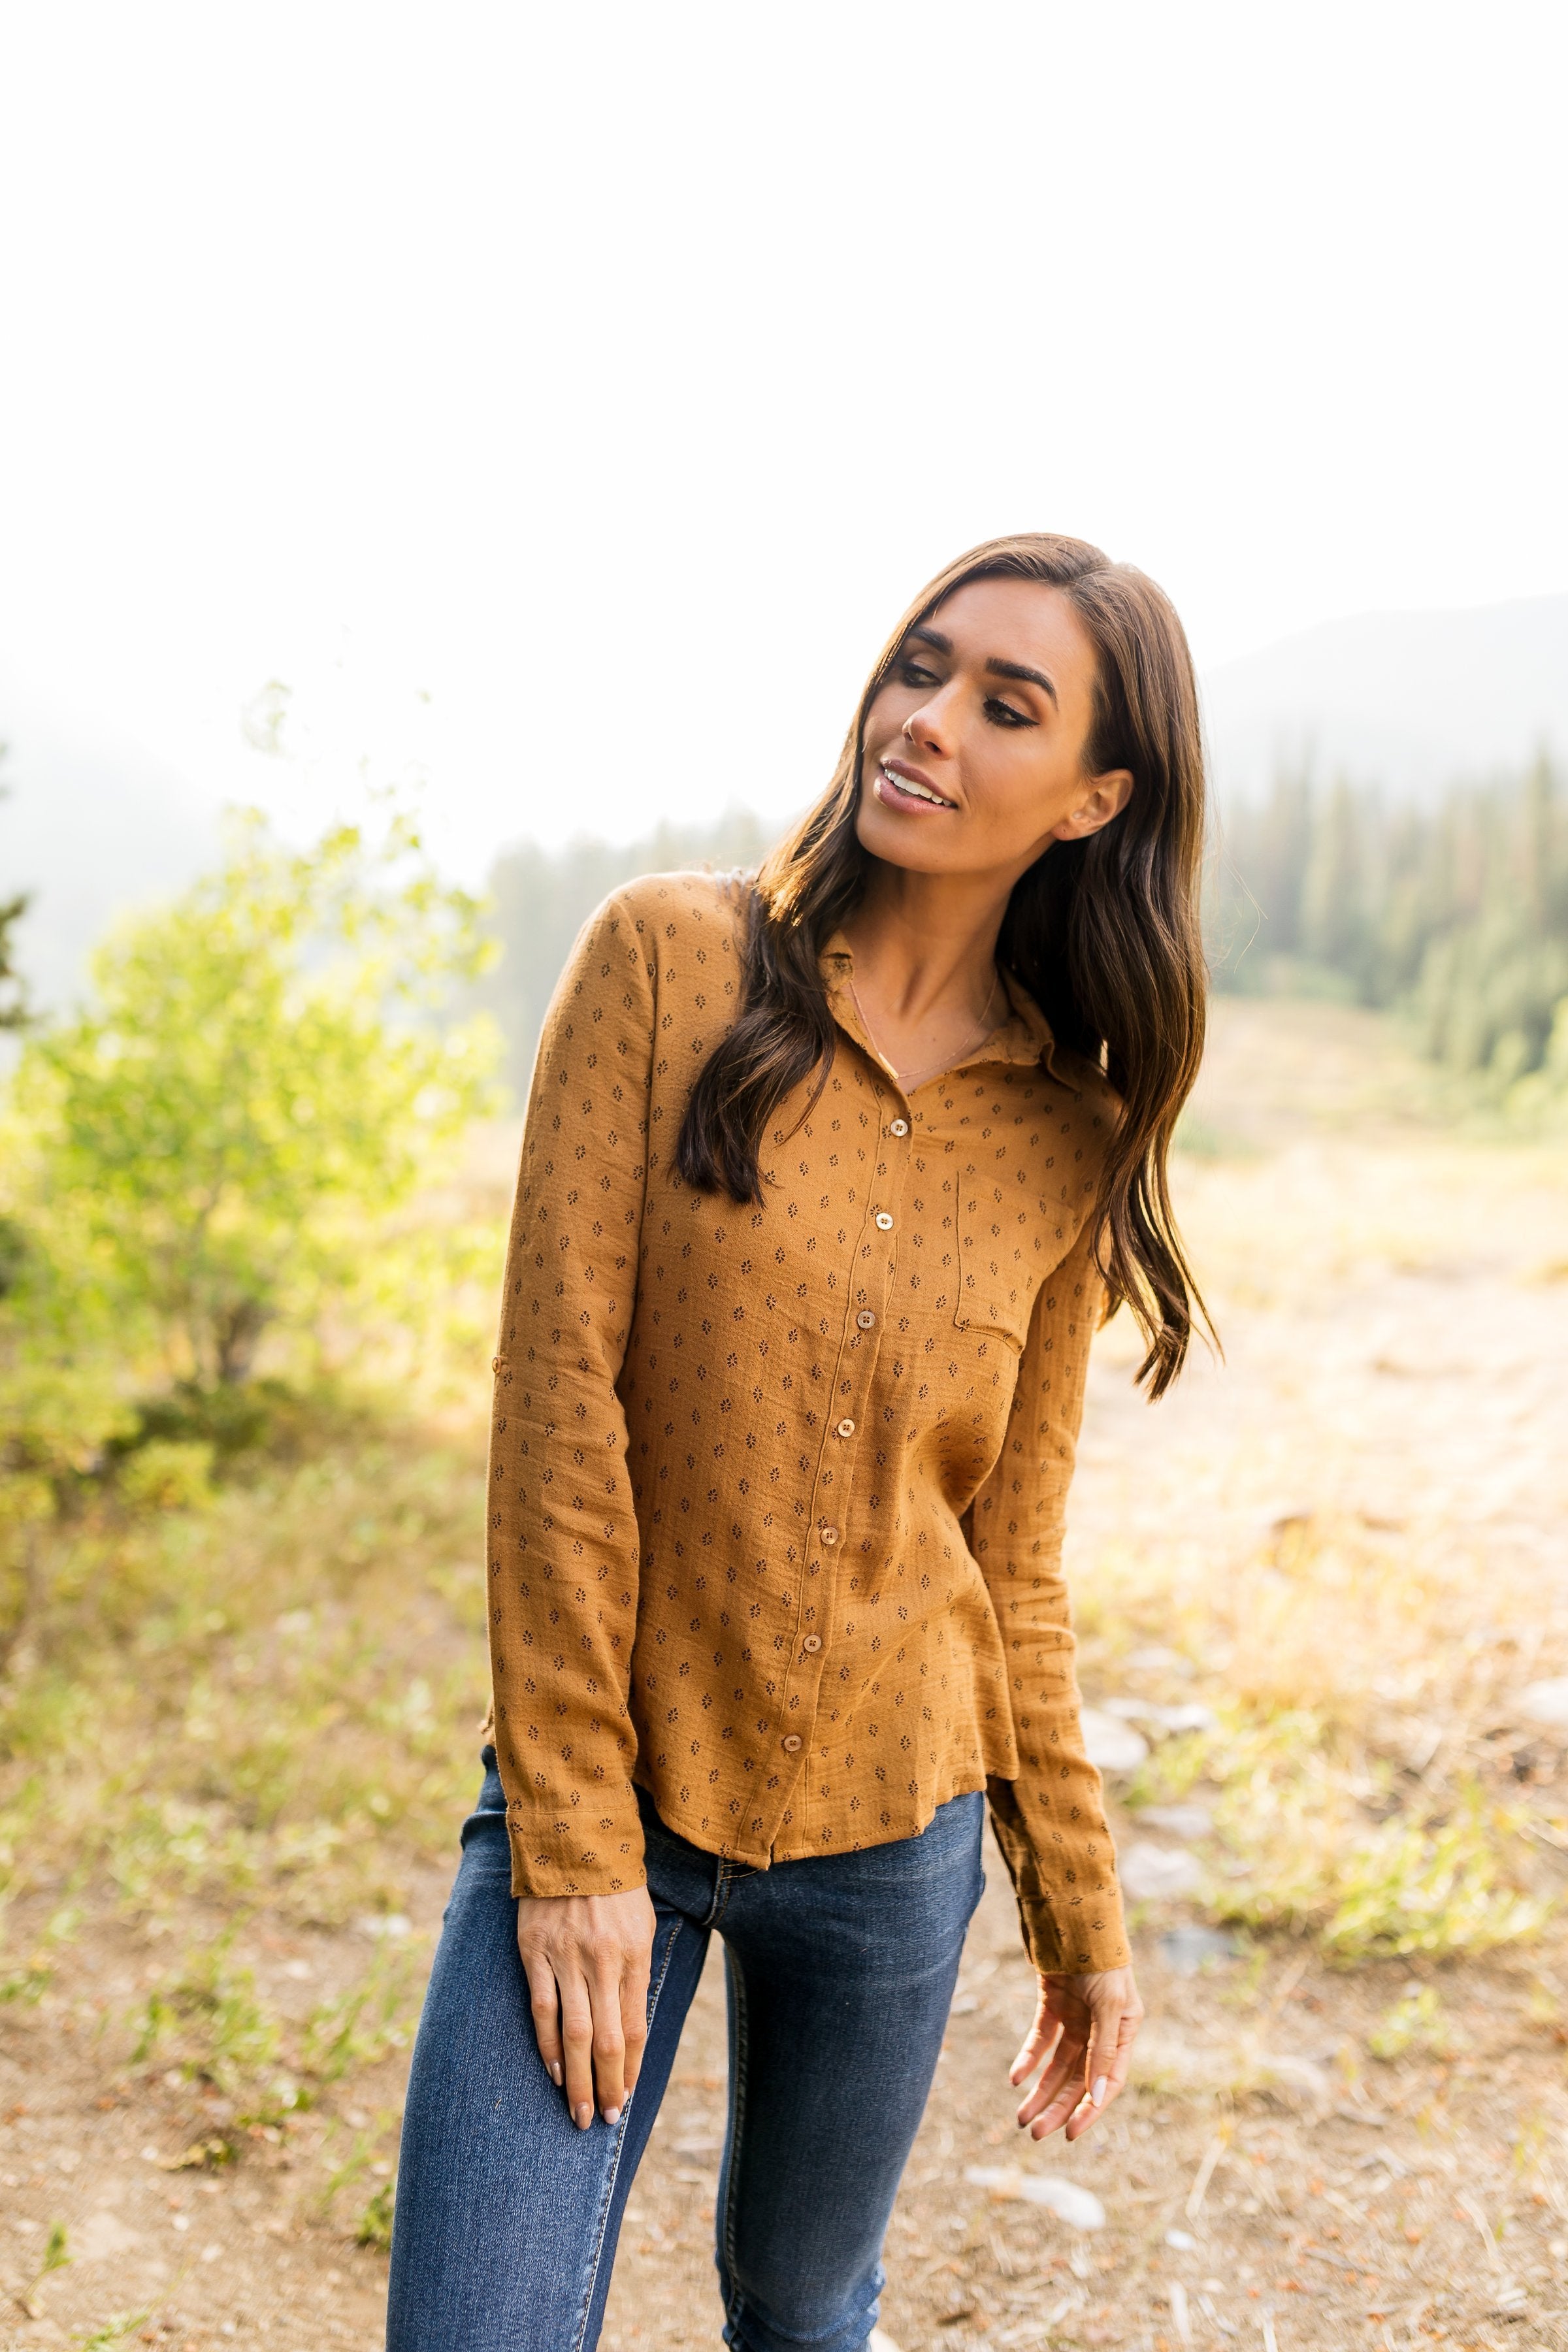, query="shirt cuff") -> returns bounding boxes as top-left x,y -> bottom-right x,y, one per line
1015,1890 -> 1133,1975
504,1807 -> 647,1902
